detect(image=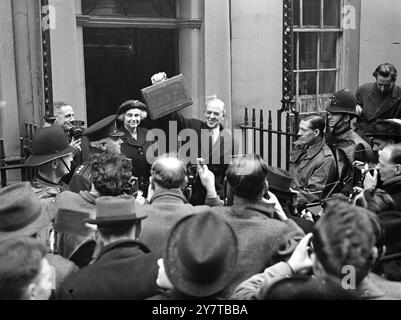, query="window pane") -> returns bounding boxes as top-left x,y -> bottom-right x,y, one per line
293,33 -> 298,70
320,32 -> 337,68
299,72 -> 317,95
299,32 -> 318,69
323,0 -> 340,27
293,73 -> 298,96
302,0 -> 321,26
294,0 -> 300,26
319,71 -> 336,94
